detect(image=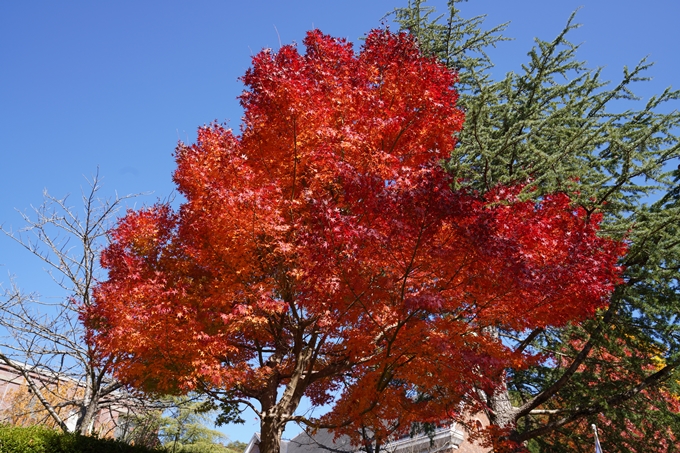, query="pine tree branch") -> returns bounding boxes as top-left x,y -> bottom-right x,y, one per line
514,297 -> 619,419
515,356 -> 680,443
